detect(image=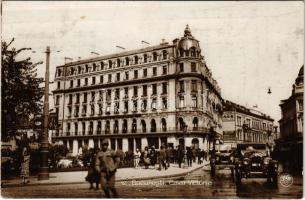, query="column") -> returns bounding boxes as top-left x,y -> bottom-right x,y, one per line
141,137 -> 148,150
72,140 -> 78,156
88,139 -> 94,148
122,138 -> 128,152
